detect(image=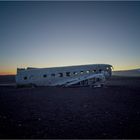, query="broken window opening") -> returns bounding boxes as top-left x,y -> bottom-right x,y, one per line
73,72 -> 78,75
66,72 -> 71,77
80,71 -> 84,74
58,73 -> 63,77
43,74 -> 47,78
24,76 -> 27,80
